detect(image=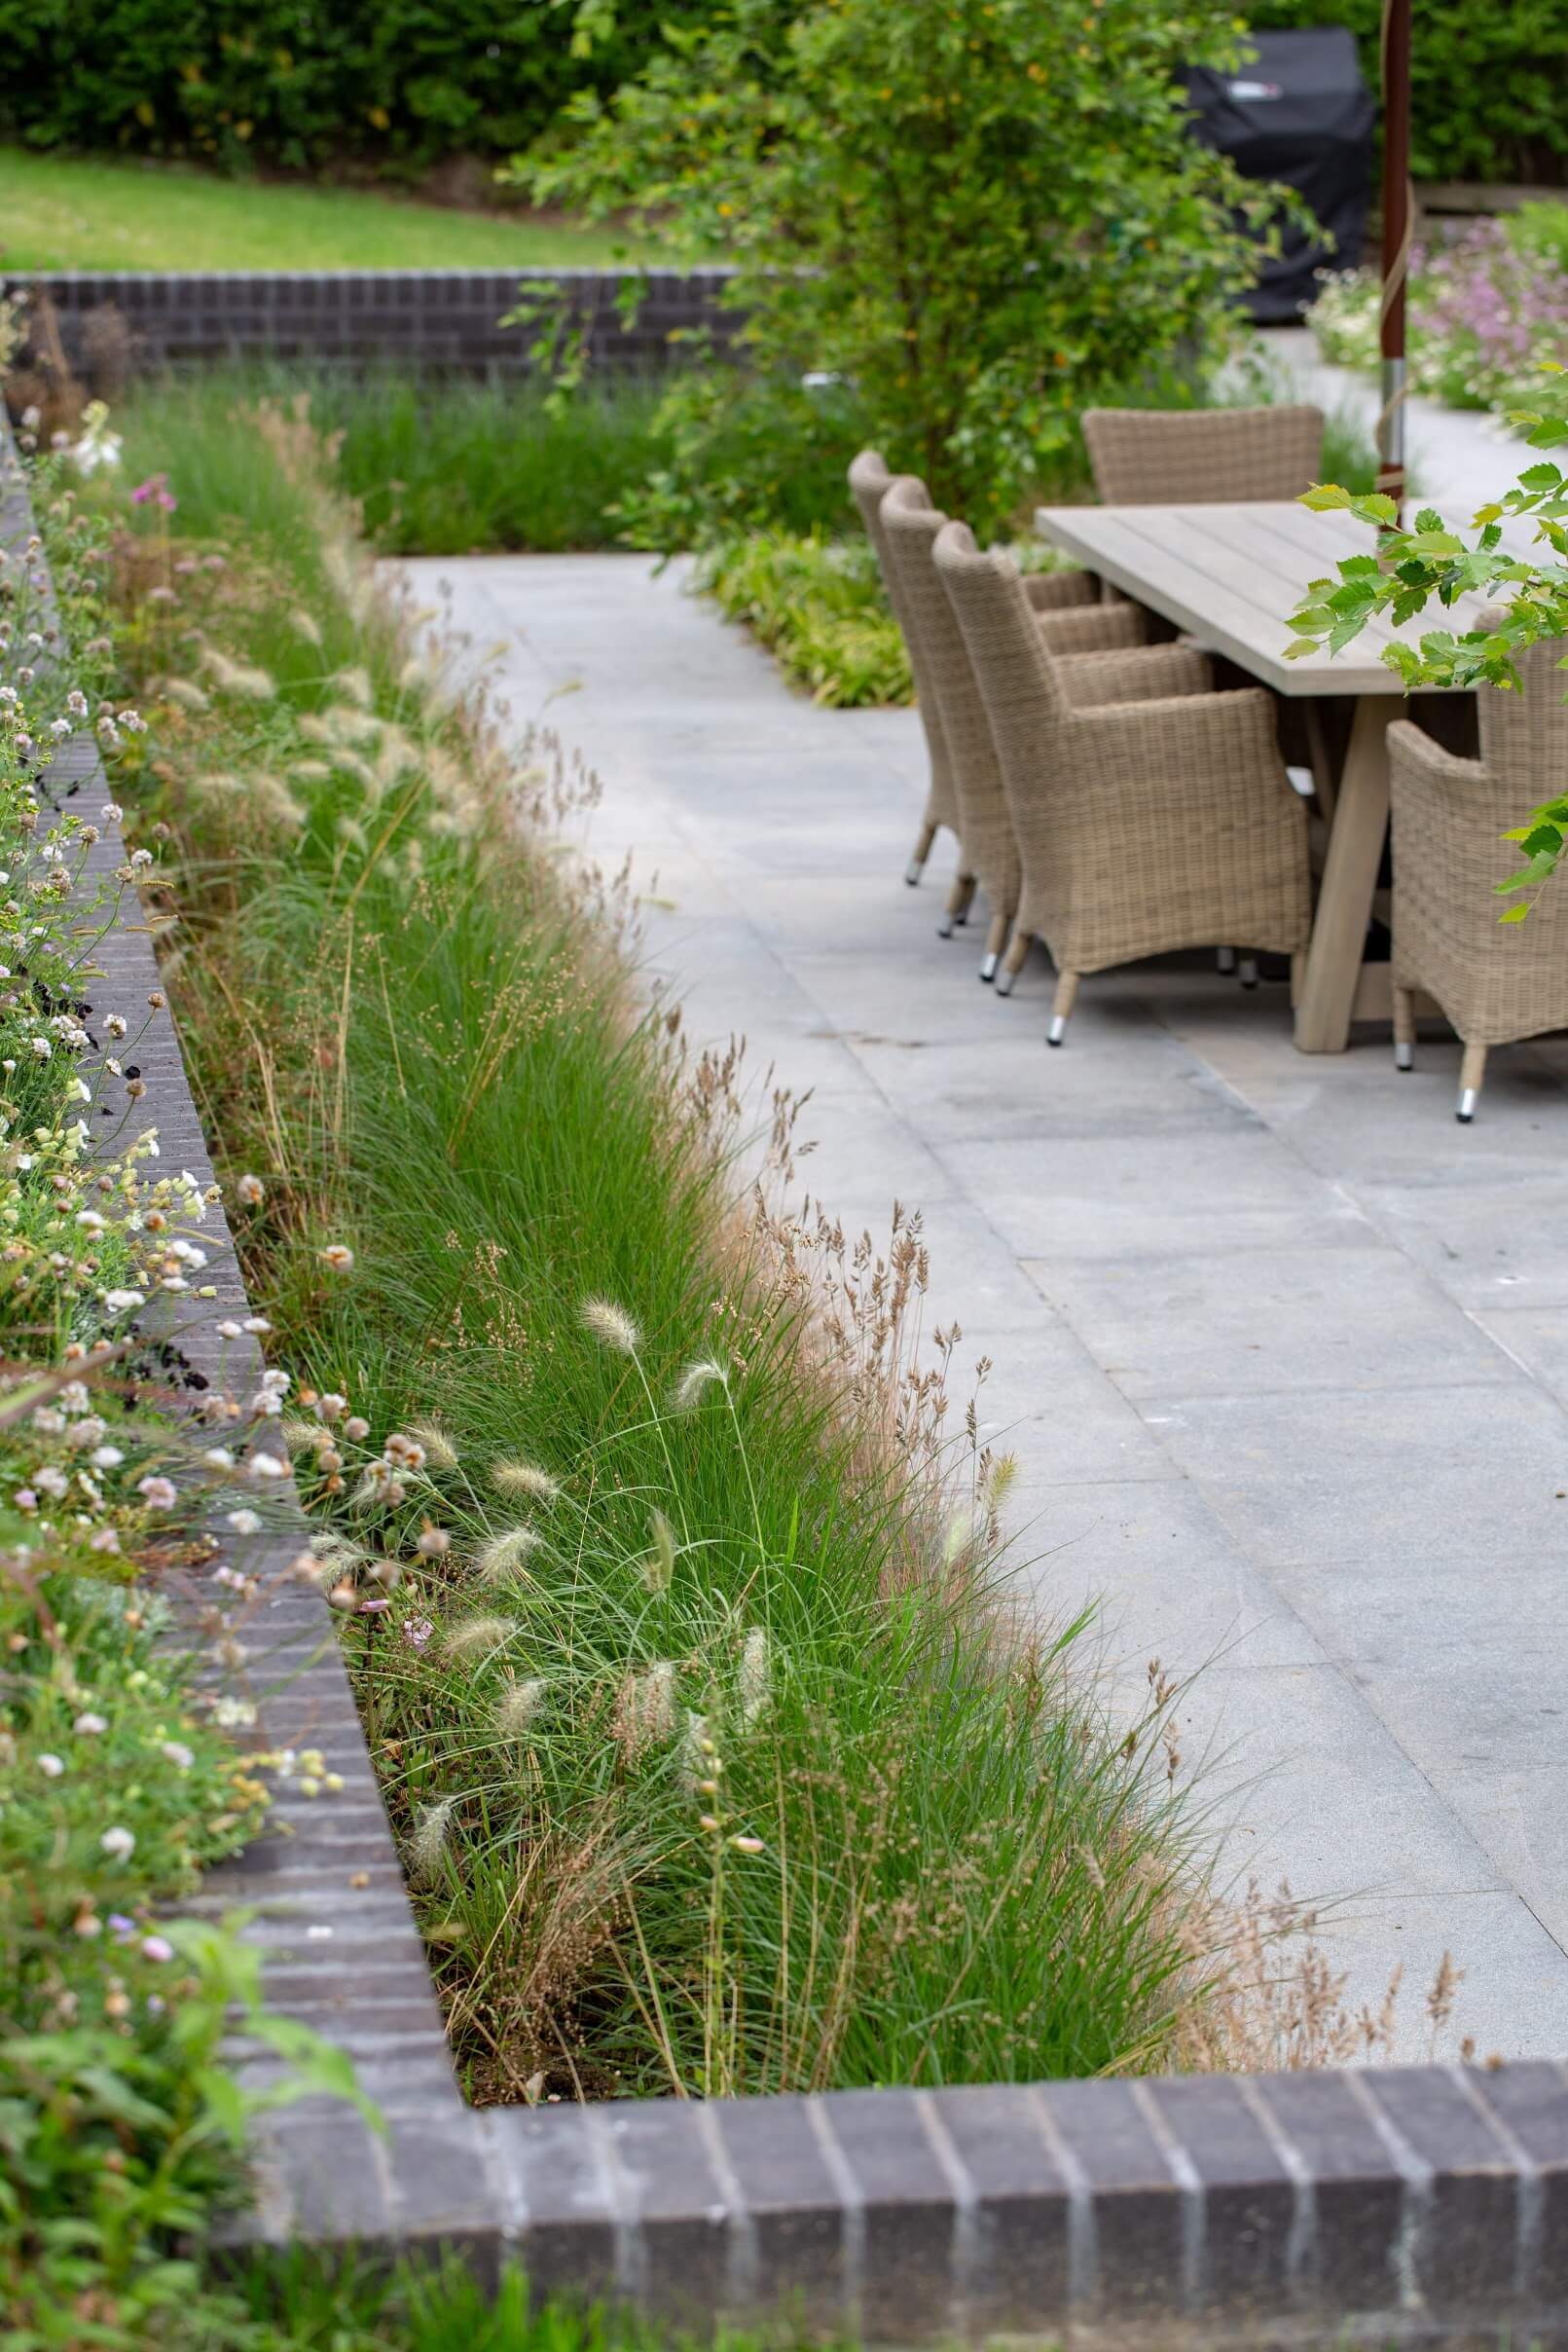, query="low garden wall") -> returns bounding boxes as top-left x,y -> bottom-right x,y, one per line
28,268 -> 744,384
12,419 -> 1568,2350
